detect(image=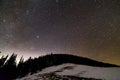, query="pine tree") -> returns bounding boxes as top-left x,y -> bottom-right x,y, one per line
2,54 -> 17,80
